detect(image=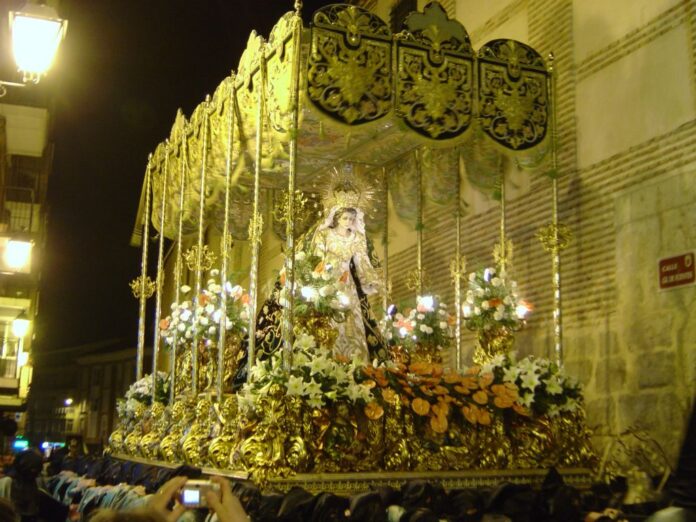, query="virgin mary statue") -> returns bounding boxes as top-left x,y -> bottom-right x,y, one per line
305,181 -> 385,361
232,177 -> 387,388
